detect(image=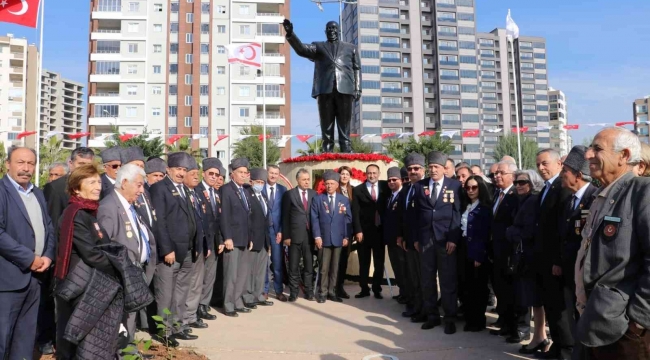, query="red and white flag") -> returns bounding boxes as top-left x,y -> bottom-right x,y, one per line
563,124 -> 579,130
0,0 -> 40,28
226,43 -> 262,68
